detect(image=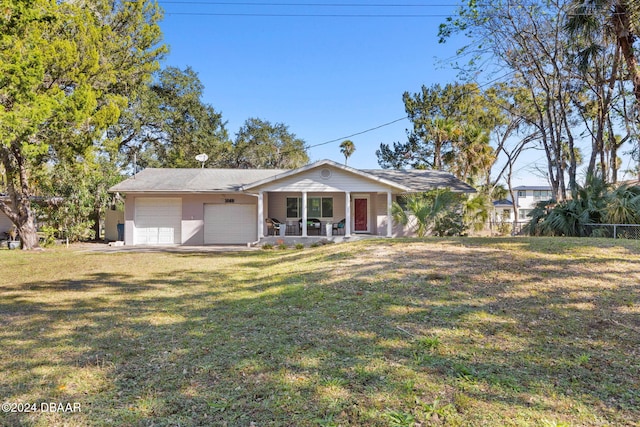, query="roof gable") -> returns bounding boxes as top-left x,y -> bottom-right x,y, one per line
493,199 -> 514,206
242,159 -> 410,192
